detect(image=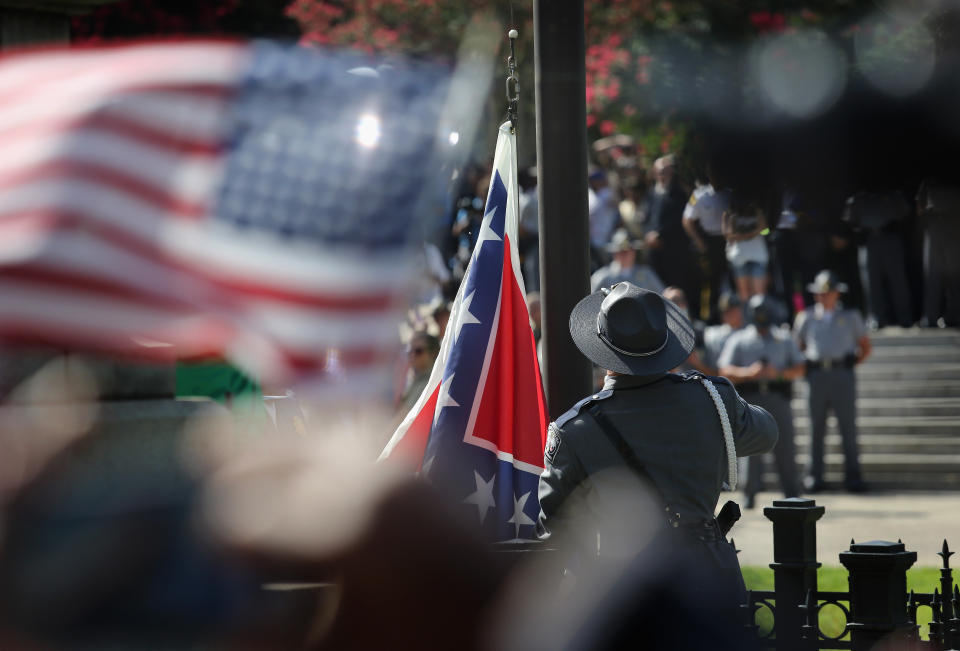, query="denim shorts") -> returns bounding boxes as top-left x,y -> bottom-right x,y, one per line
732,260 -> 766,278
